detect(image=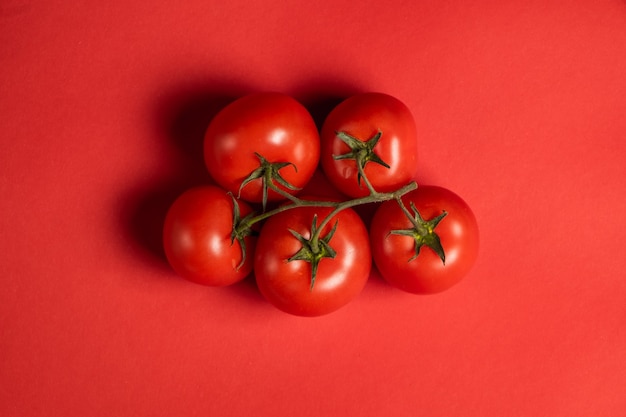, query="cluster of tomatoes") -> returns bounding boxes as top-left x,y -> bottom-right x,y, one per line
162,92 -> 479,317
